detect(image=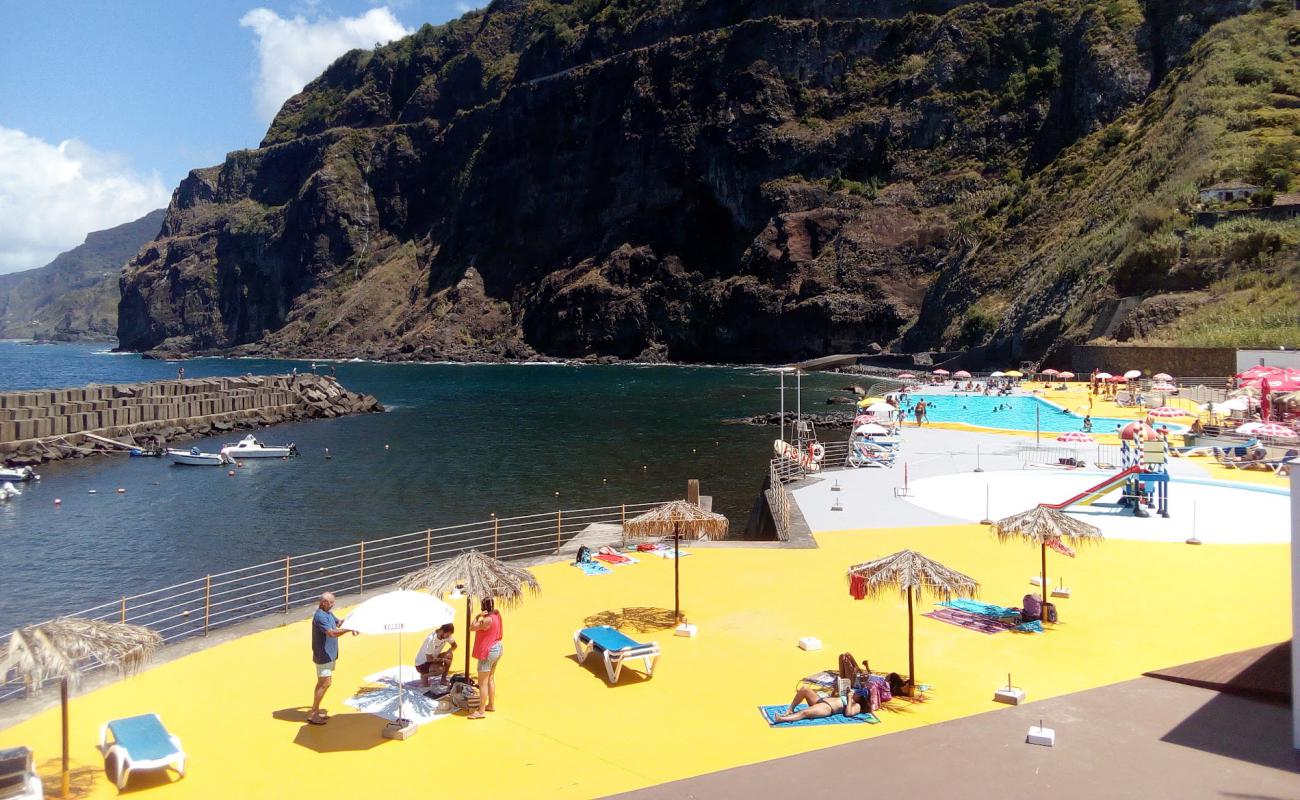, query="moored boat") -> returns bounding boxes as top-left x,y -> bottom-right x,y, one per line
167,447 -> 231,466
0,482 -> 20,501
220,434 -> 296,459
0,465 -> 37,482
